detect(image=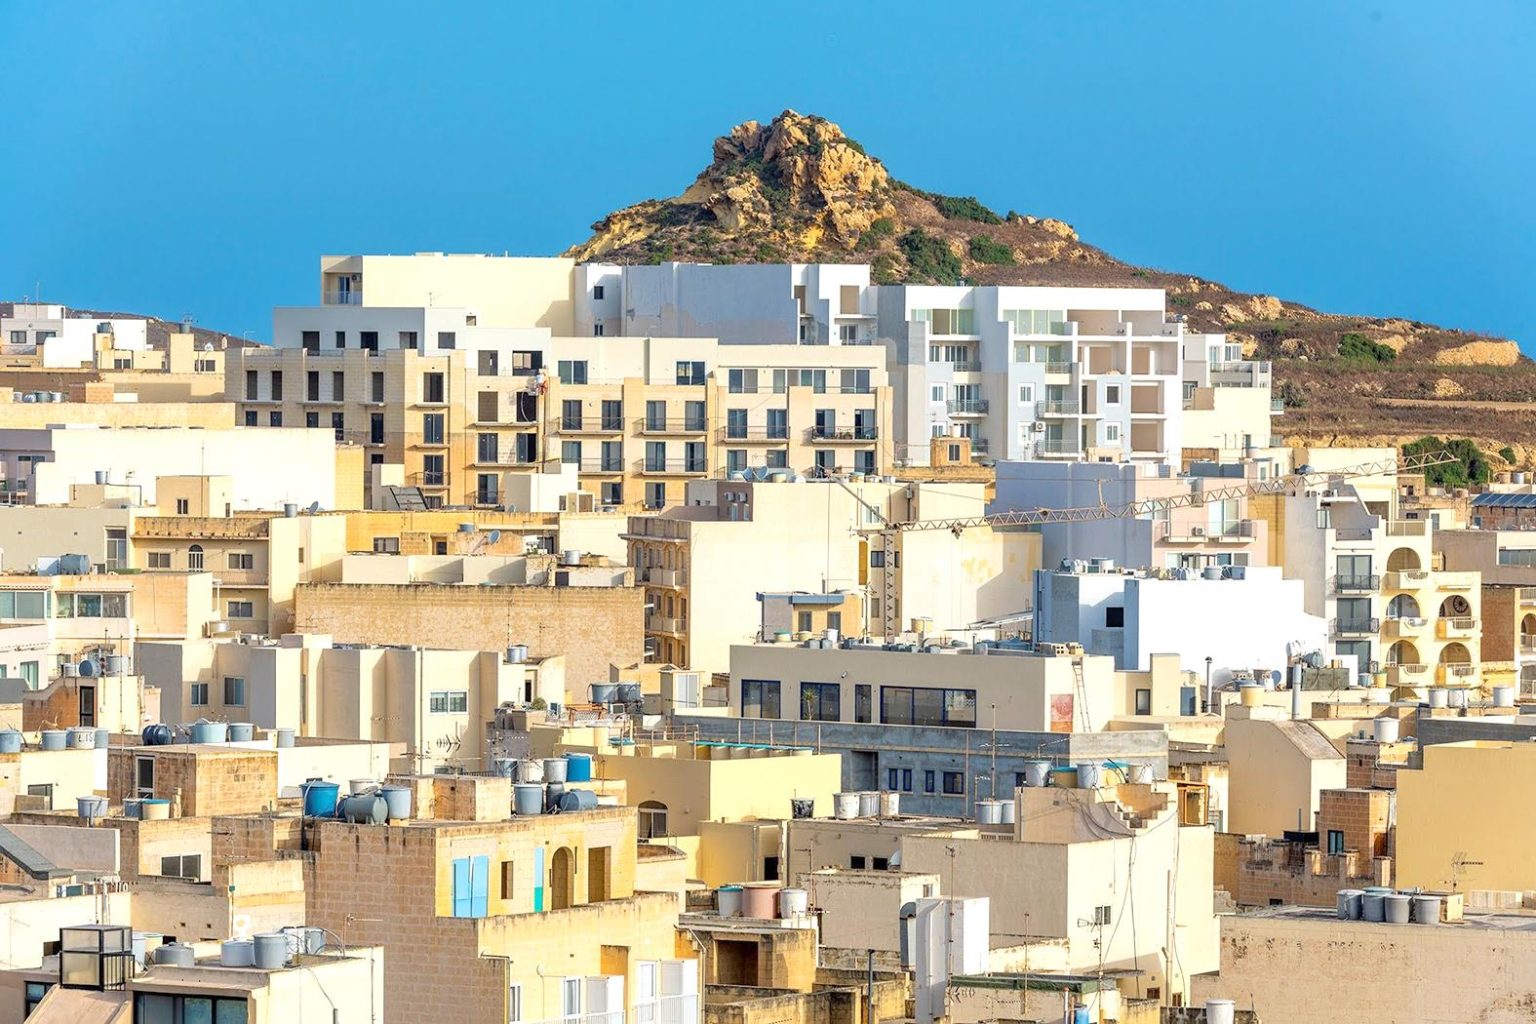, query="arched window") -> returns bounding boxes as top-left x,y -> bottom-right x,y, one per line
638,800 -> 668,839
187,544 -> 204,571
